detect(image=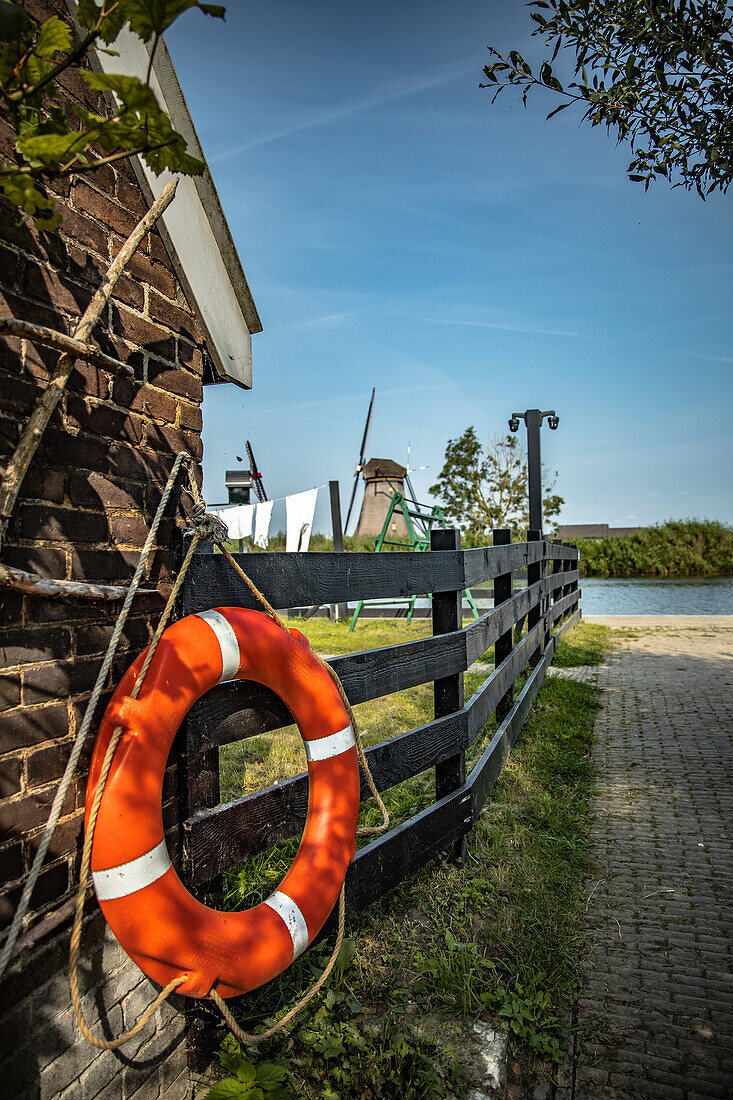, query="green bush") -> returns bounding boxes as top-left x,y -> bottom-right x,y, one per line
577,519 -> 733,578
